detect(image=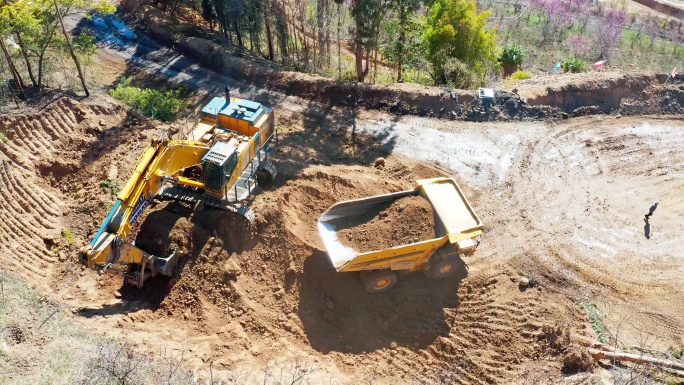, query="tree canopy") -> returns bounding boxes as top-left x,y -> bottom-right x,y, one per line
423,0 -> 498,87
